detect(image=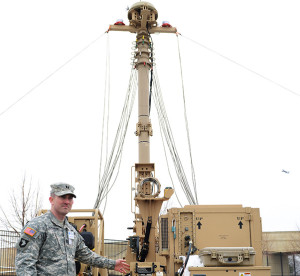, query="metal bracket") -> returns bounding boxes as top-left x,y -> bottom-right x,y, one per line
135,262 -> 157,275
135,122 -> 153,136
